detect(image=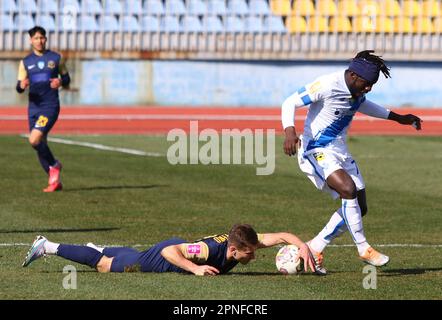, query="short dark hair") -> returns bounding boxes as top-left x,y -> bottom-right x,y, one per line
28,26 -> 46,38
228,224 -> 259,249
